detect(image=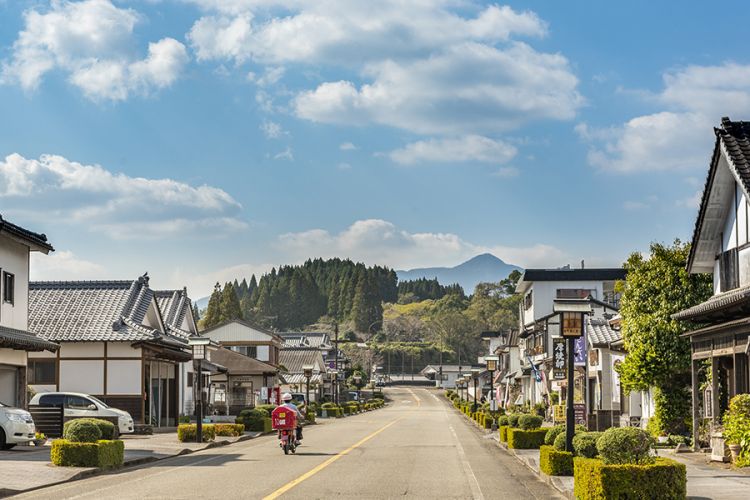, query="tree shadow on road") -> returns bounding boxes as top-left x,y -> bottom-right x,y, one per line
293,452 -> 337,457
